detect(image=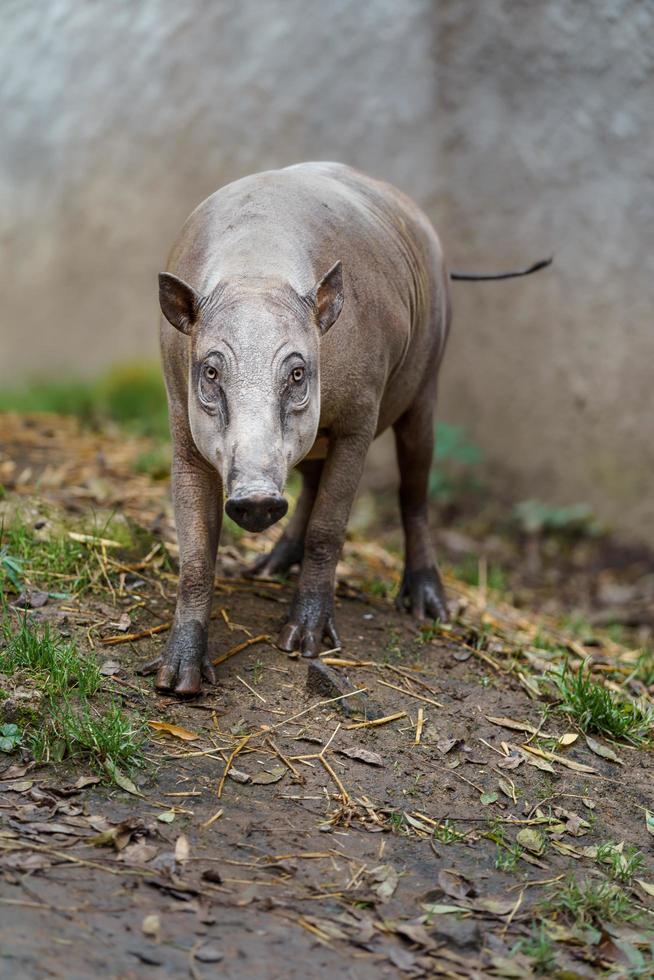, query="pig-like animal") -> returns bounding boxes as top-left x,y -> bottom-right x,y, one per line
153,162 -> 549,695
